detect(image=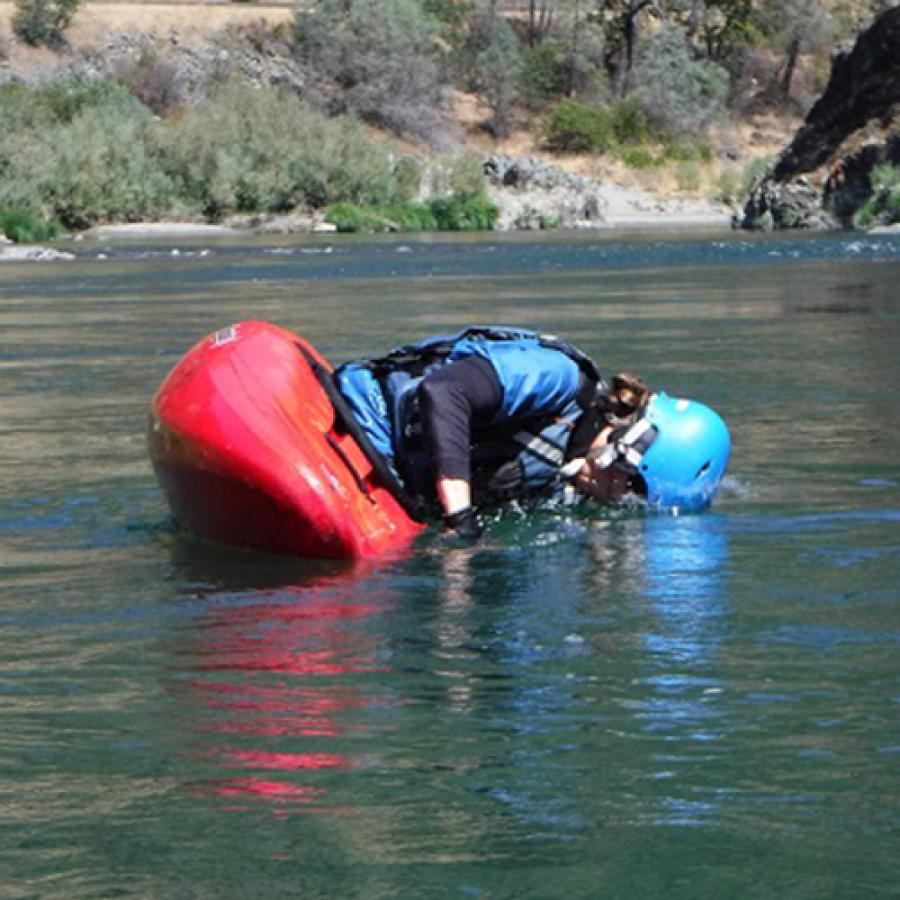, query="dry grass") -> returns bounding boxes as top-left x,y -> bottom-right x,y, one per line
0,1 -> 293,46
